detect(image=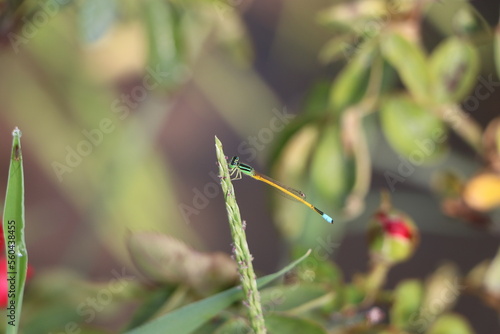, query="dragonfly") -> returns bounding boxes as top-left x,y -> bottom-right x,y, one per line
228,156 -> 333,224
